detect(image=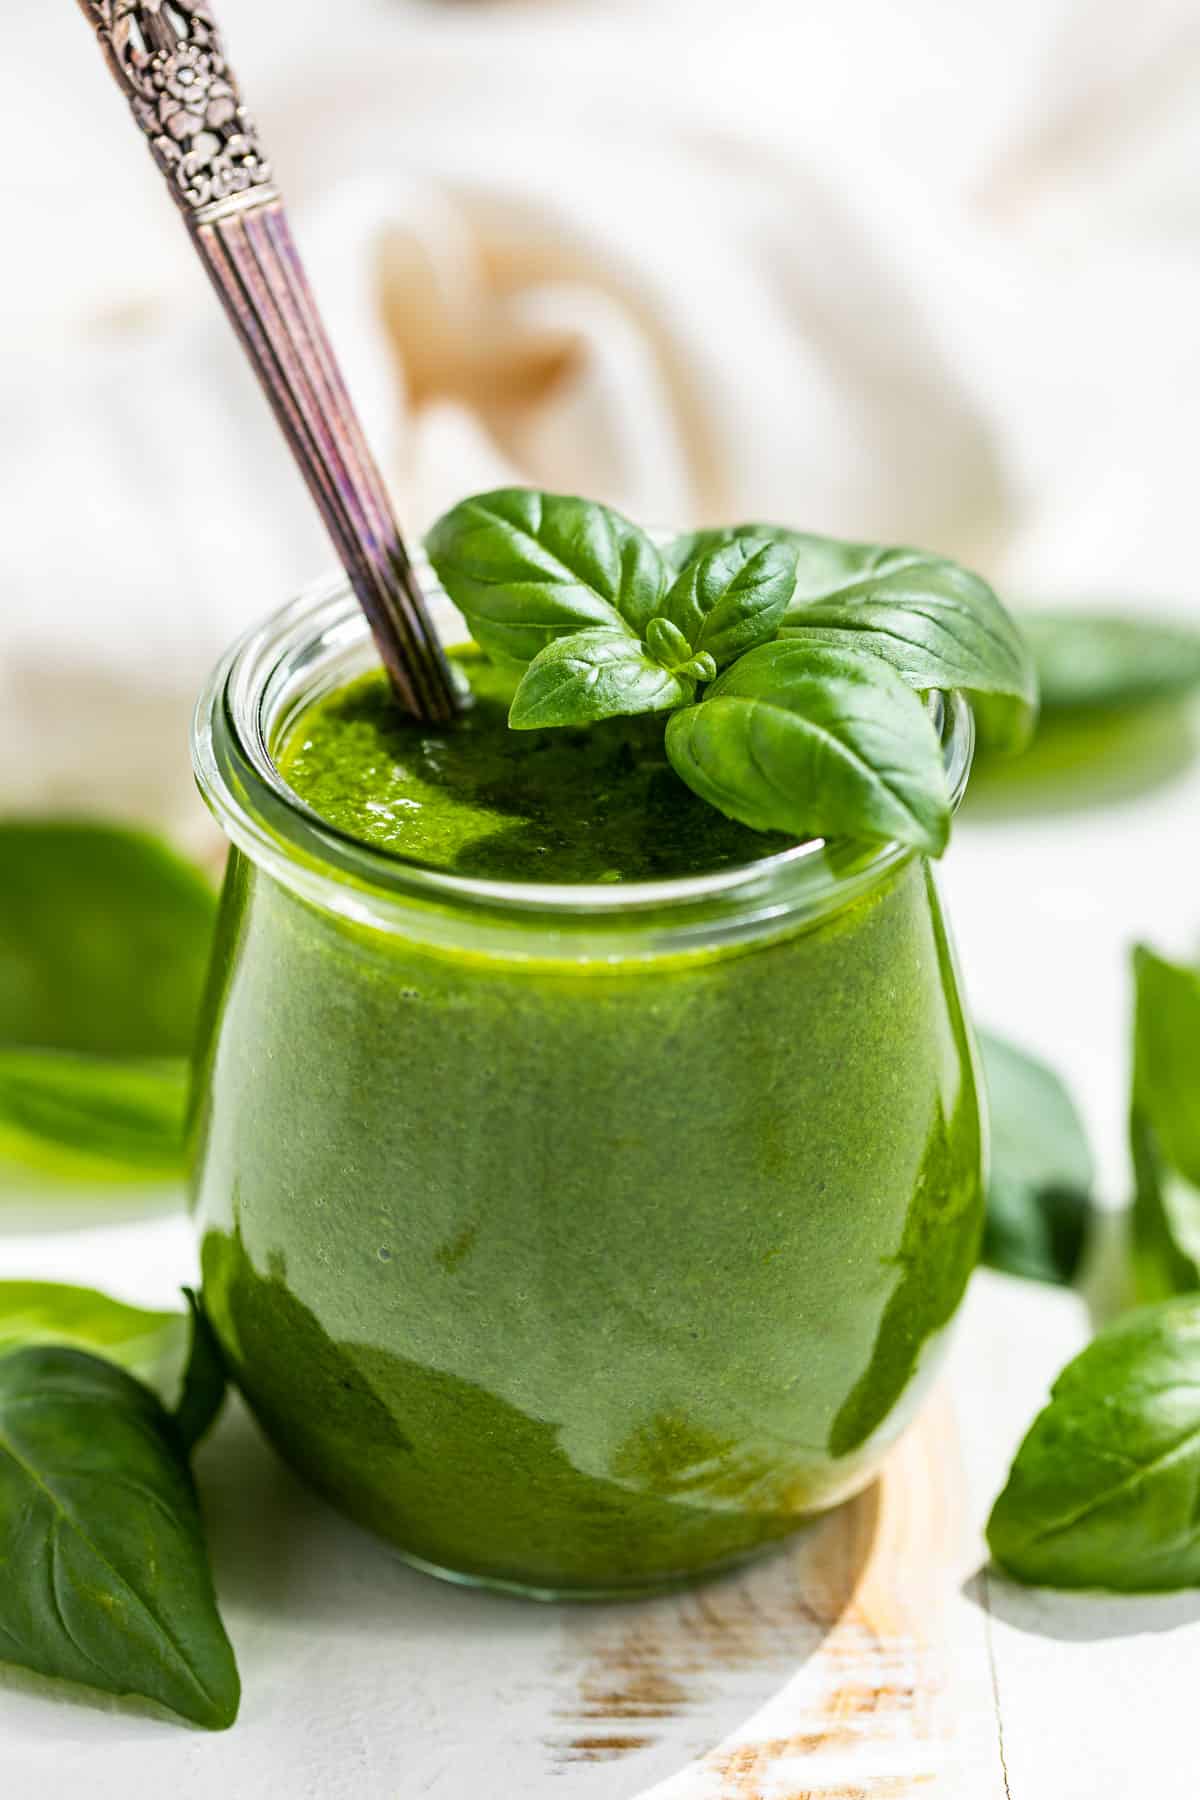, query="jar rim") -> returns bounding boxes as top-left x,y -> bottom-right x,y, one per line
191,571 -> 975,940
